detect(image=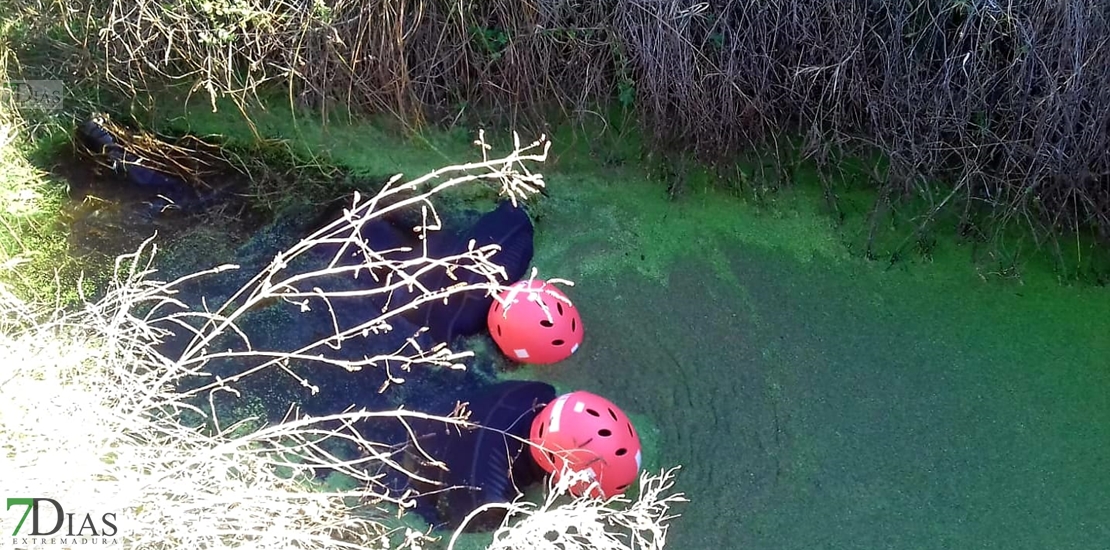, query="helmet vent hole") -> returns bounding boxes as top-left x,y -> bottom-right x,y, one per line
545,451 -> 555,465
539,319 -> 554,328
556,302 -> 564,316
493,303 -> 501,312
608,408 -> 618,421
627,424 -> 635,437
571,318 -> 577,331
497,325 -> 502,337
552,339 -> 565,346
537,423 -> 545,438
616,483 -> 630,492
615,447 -> 627,456
598,428 -> 612,437
586,408 -> 600,417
